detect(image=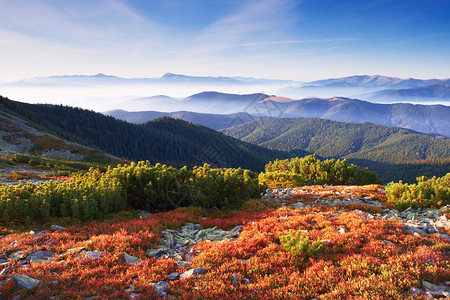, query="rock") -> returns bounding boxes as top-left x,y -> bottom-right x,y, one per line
36,230 -> 47,237
424,291 -> 434,299
338,228 -> 349,234
176,261 -> 191,269
29,230 -> 36,236
125,284 -> 135,292
129,293 -> 140,299
147,248 -> 167,259
51,225 -> 65,231
27,251 -> 55,264
148,223 -> 242,262
292,202 -> 308,209
409,287 -> 423,295
138,210 -> 152,218
12,296 -> 23,300
152,281 -> 170,297
8,250 -> 26,261
435,233 -> 450,239
13,275 -> 40,289
404,224 -> 426,235
0,259 -> 9,267
0,267 -> 10,276
167,272 -> 179,280
123,252 -> 140,266
422,281 -> 450,298
180,268 -> 207,280
83,251 -> 103,259
62,247 -> 85,256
